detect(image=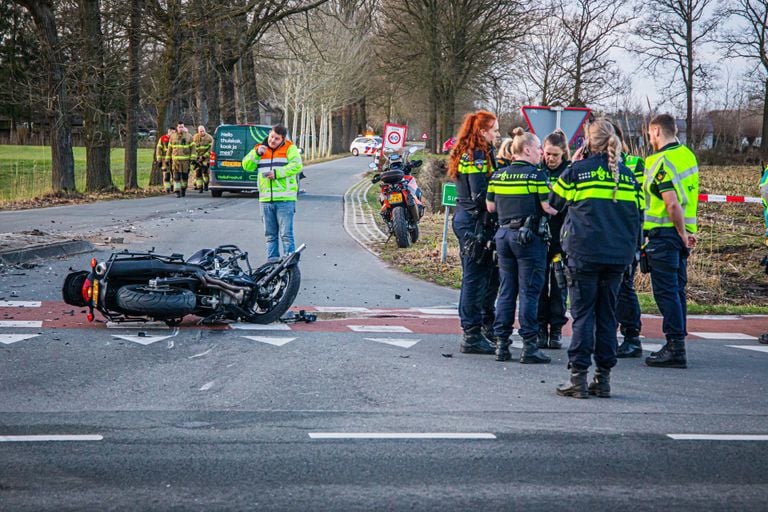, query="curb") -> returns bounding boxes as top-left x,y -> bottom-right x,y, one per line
0,240 -> 94,265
